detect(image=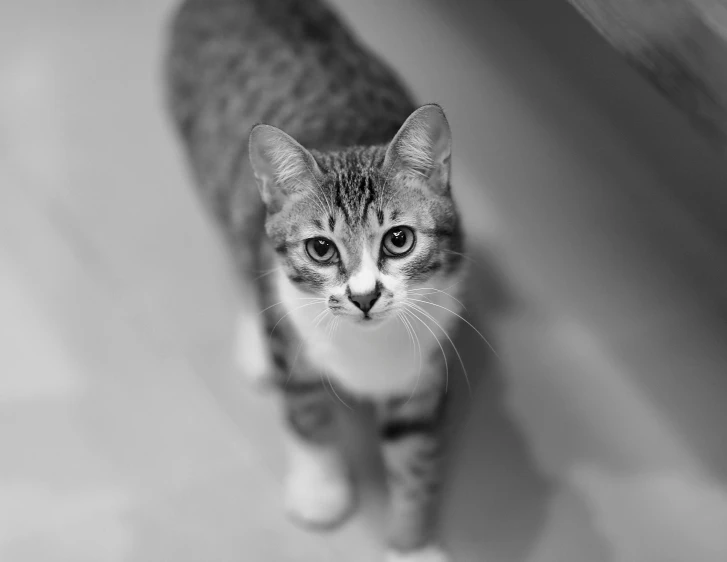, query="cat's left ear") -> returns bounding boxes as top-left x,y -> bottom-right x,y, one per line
249,124 -> 323,214
383,103 -> 452,194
